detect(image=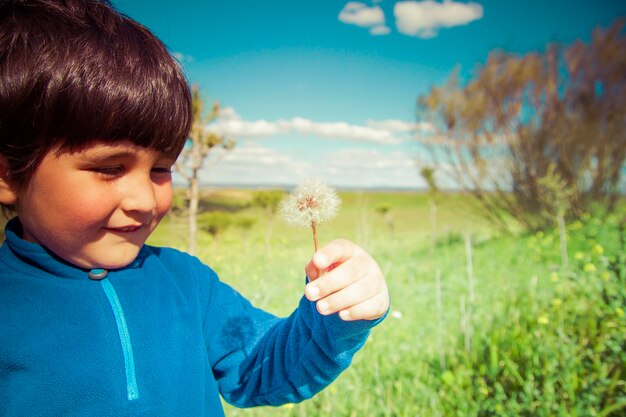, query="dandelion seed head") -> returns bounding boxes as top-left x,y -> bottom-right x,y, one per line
280,179 -> 341,227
